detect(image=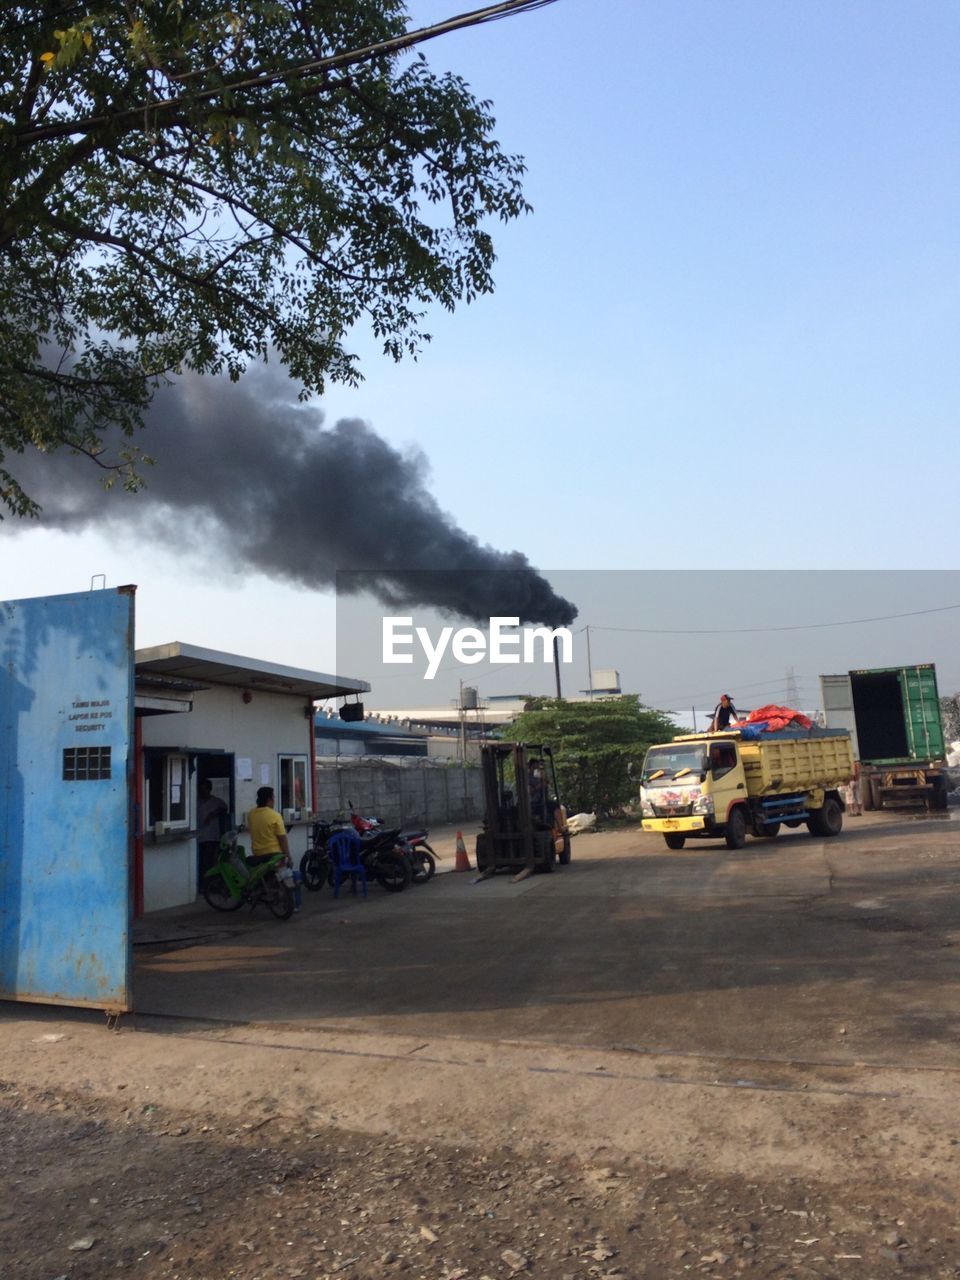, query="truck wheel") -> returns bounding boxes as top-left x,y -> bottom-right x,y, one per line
858,776 -> 873,811
754,821 -> 781,838
808,796 -> 843,837
930,776 -> 949,811
724,807 -> 747,849
664,834 -> 686,850
475,833 -> 489,873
